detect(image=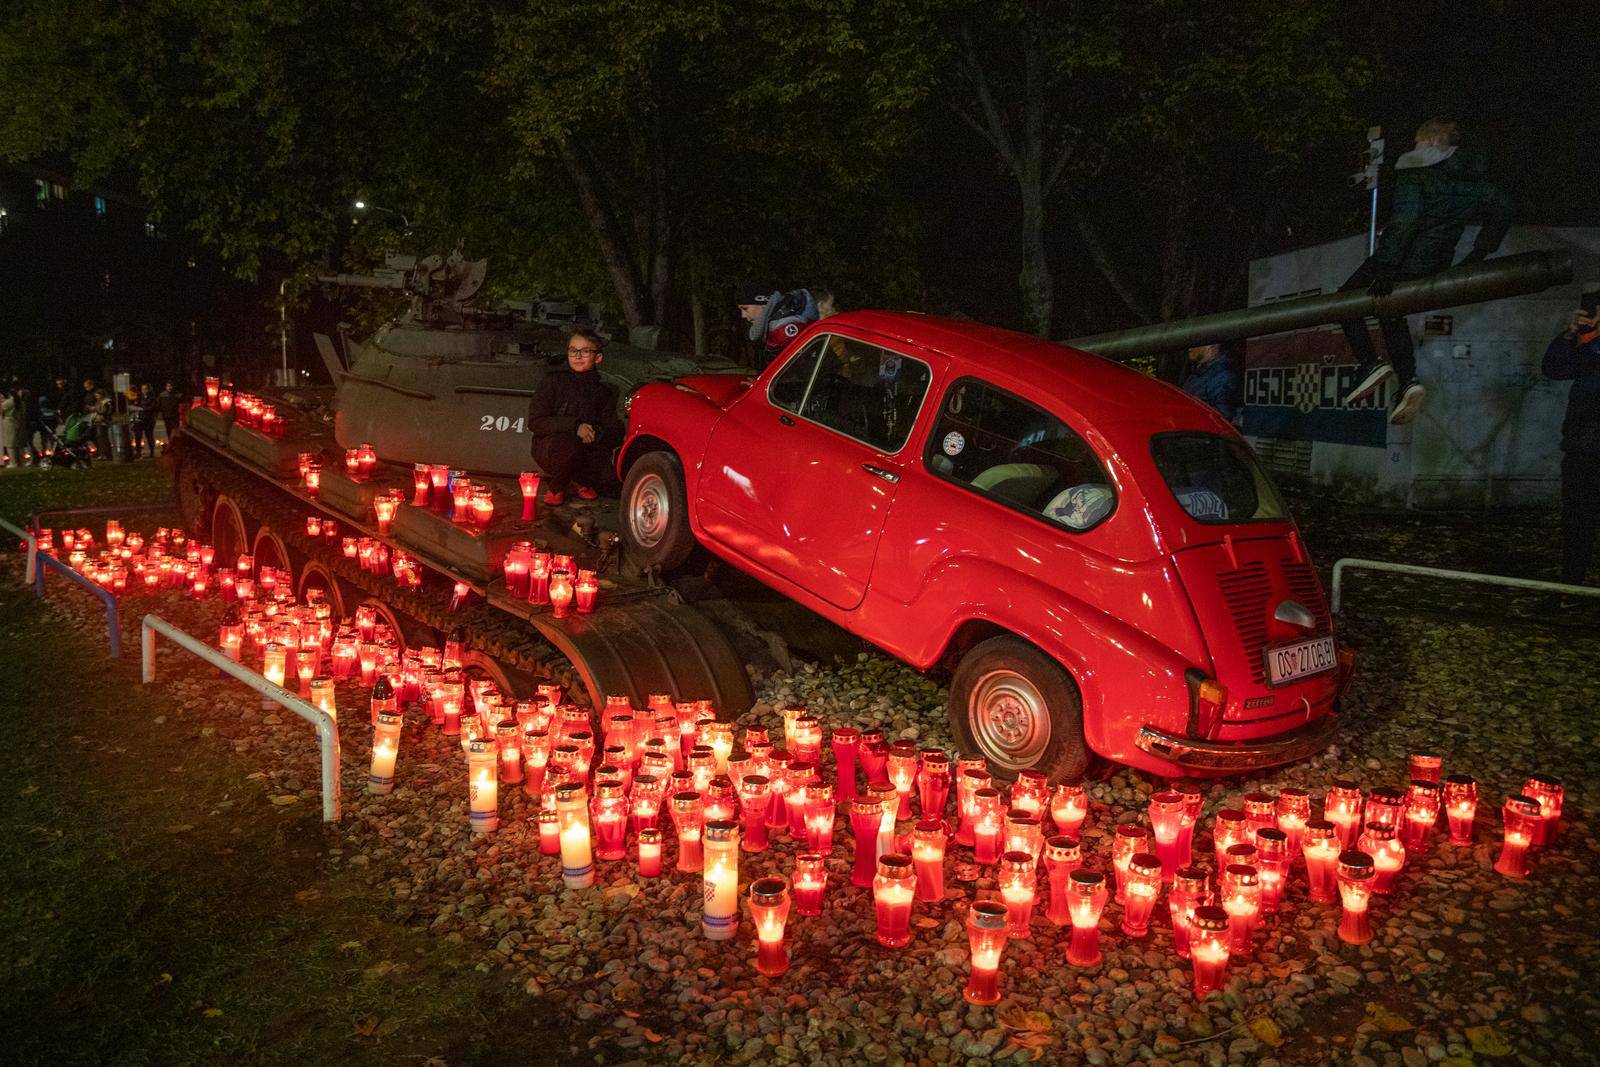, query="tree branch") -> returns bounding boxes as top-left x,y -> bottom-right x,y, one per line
1066,198 -> 1155,324
955,24 -> 1016,169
